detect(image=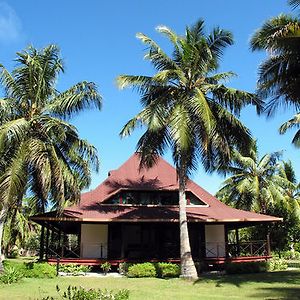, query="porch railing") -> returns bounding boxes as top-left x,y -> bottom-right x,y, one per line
203,240 -> 268,258
81,243 -> 108,259
227,240 -> 268,258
